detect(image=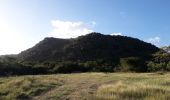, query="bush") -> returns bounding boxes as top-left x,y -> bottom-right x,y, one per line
51,61 -> 89,73
119,57 -> 146,72
166,62 -> 170,71
147,51 -> 170,72
147,62 -> 167,72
